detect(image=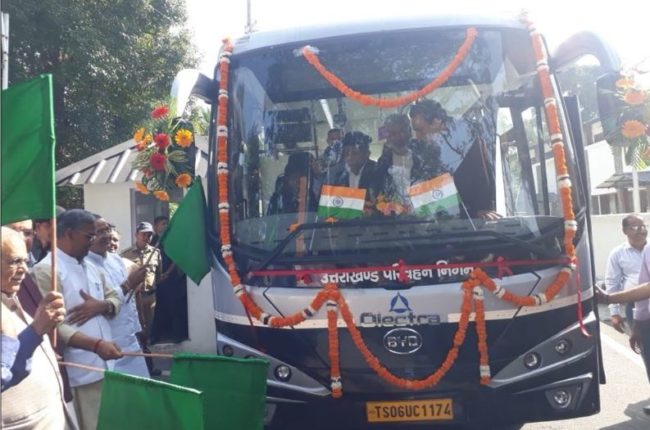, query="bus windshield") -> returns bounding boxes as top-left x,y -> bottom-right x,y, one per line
225,26 -> 583,281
